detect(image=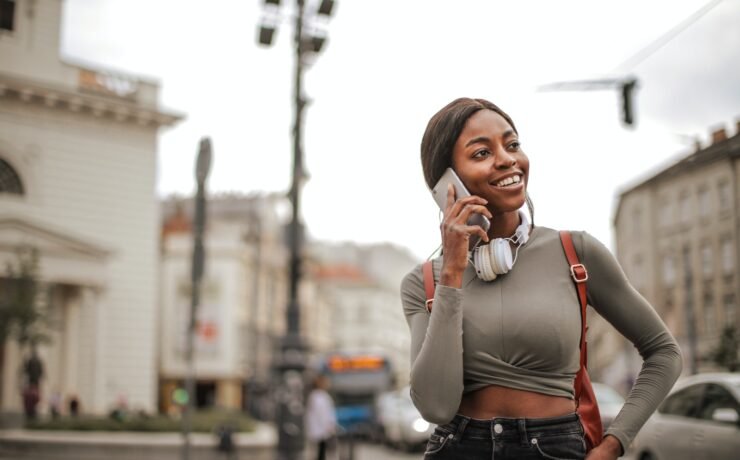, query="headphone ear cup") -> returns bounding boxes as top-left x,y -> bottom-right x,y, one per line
491,238 -> 514,274
473,244 -> 497,281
